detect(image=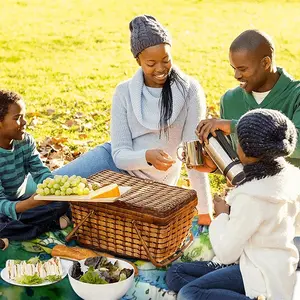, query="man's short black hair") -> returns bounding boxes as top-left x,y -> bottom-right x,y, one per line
230,29 -> 275,59
0,90 -> 22,121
